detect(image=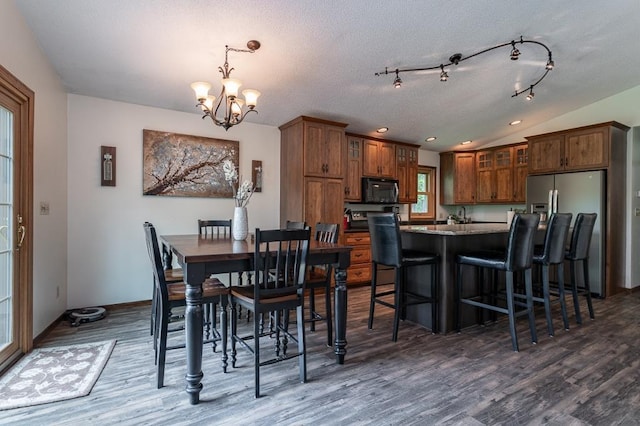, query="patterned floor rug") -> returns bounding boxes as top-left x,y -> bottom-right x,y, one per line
0,340 -> 116,410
